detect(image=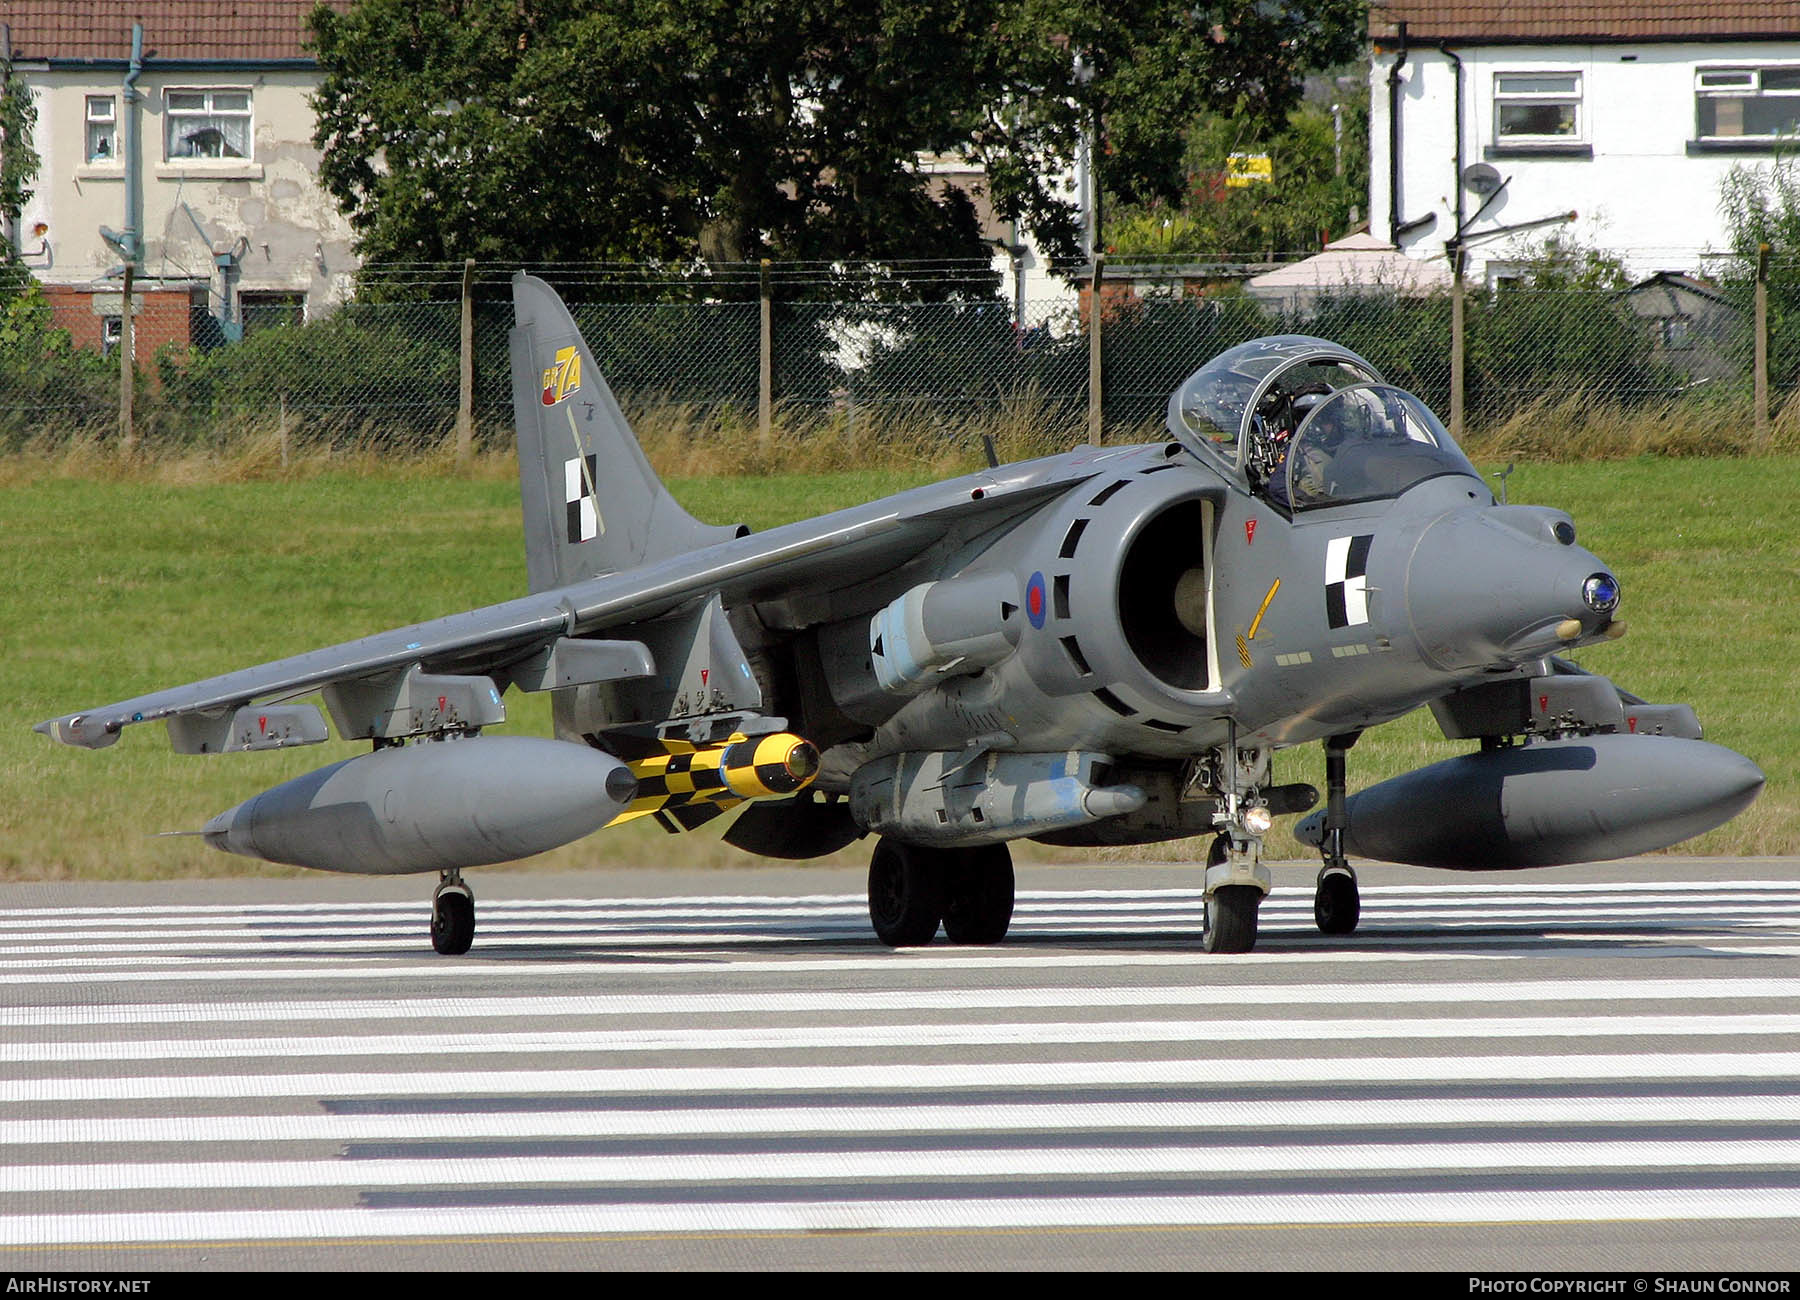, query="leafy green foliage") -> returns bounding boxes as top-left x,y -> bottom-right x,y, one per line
0,53 -> 39,235
307,1 -> 1364,286
157,306 -> 459,445
0,267 -> 115,444
1109,96 -> 1370,259
1719,158 -> 1800,387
